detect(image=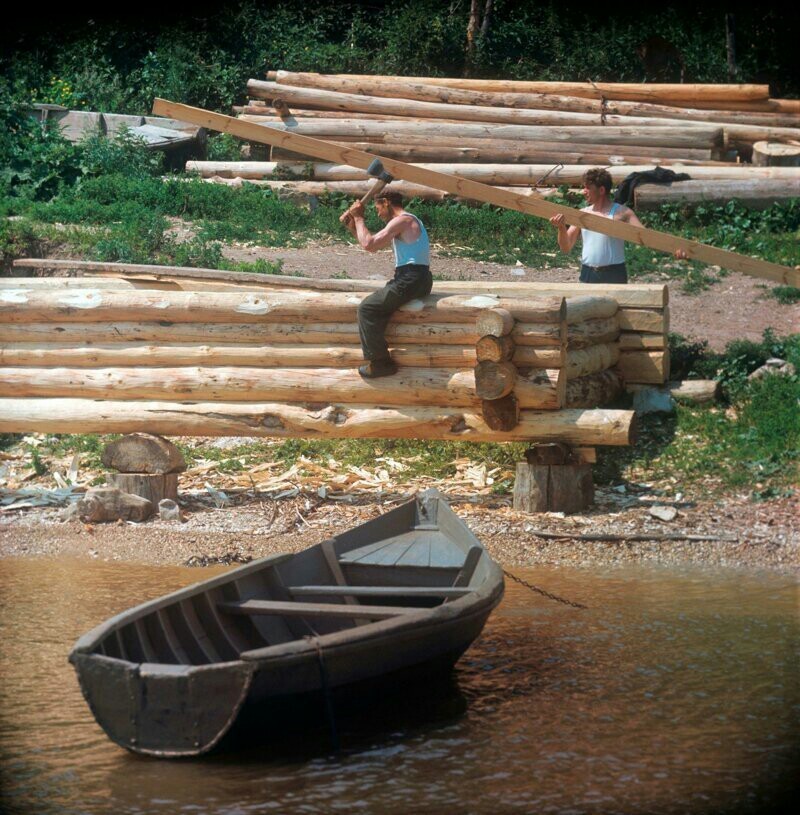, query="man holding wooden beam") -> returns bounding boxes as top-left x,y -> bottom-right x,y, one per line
341,190 -> 432,378
549,167 -> 645,283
